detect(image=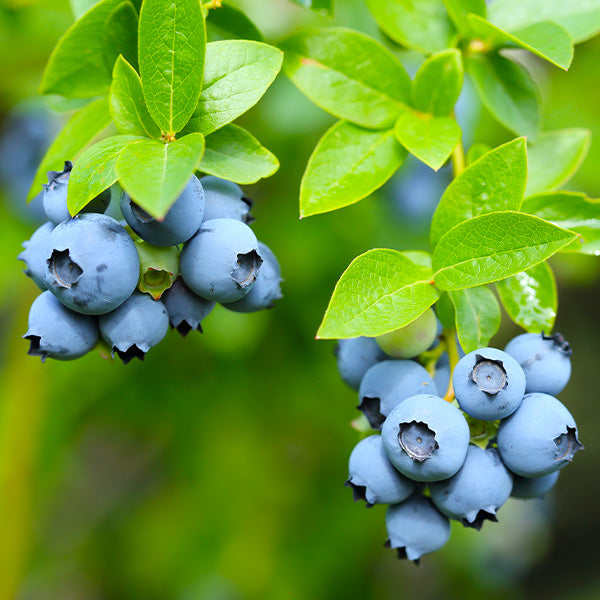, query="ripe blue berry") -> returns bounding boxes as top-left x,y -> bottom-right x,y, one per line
381,394 -> 470,482
433,352 -> 451,395
162,278 -> 215,336
223,242 -> 282,313
345,435 -> 416,507
23,291 -> 99,361
429,445 -> 513,529
504,332 -> 572,396
511,471 -> 560,499
334,337 -> 386,391
497,392 -> 583,477
18,221 -> 54,290
358,361 -> 438,430
385,494 -> 450,563
43,161 -> 110,225
452,347 -> 526,420
180,218 -> 262,303
44,213 -> 140,315
98,291 -> 169,364
200,175 -> 253,223
120,176 -> 205,246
